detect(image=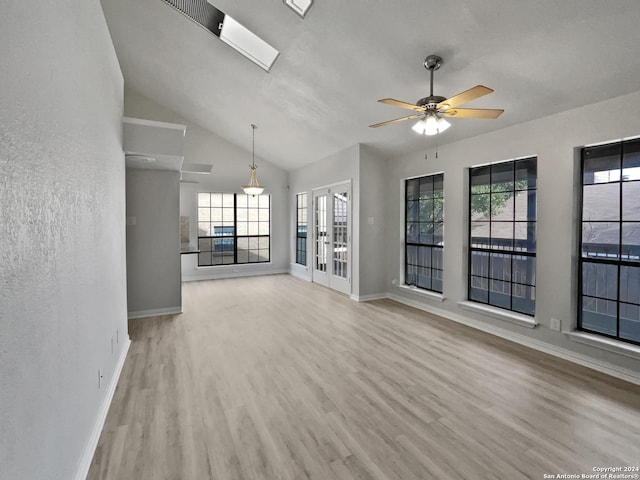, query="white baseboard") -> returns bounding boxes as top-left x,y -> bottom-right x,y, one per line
127,306 -> 182,319
289,264 -> 311,282
74,337 -> 131,480
350,292 -> 387,302
182,268 -> 289,282
387,293 -> 640,386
